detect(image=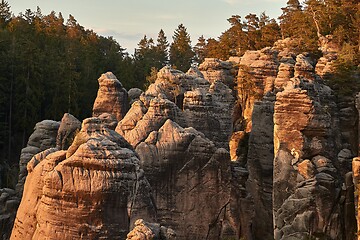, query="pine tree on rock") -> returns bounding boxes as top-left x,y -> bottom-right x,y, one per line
170,24 -> 194,72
